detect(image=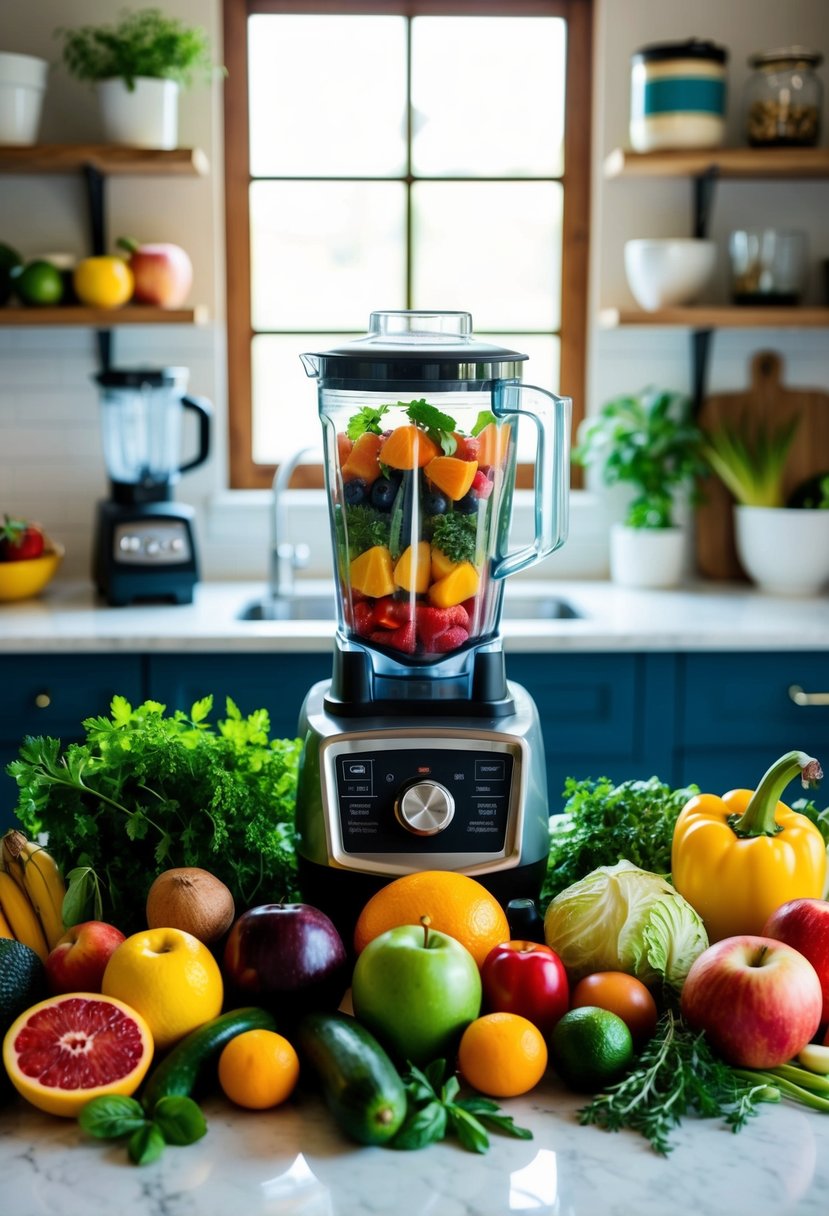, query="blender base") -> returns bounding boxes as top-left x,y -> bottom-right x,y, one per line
92,499 -> 200,606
